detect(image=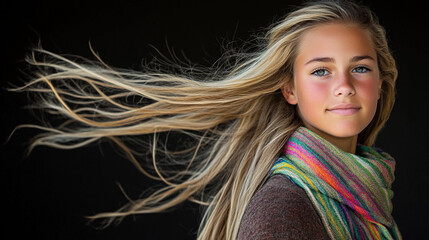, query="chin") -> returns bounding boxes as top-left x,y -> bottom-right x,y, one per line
326,125 -> 364,138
